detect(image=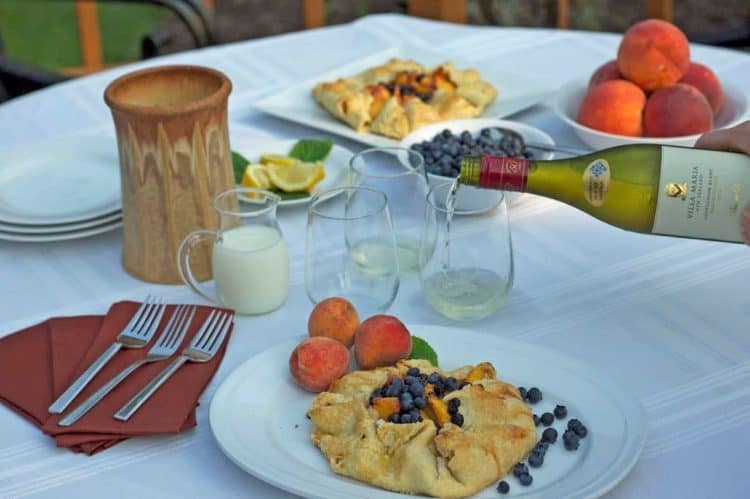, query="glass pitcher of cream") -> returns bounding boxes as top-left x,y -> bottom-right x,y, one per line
178,188 -> 289,315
